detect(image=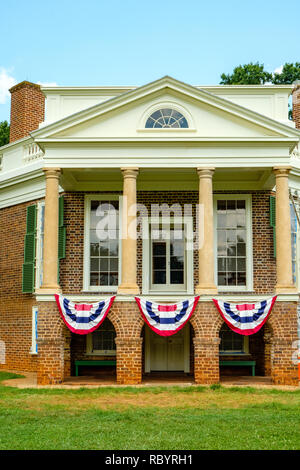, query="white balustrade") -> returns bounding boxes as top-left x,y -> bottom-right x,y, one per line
23,142 -> 44,163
